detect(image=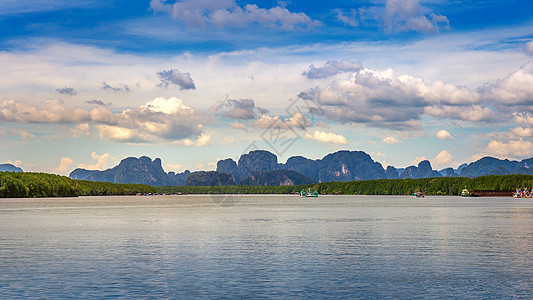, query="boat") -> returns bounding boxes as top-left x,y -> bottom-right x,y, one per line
300,189 -> 318,197
413,191 -> 425,198
513,188 -> 532,198
461,187 -> 471,197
